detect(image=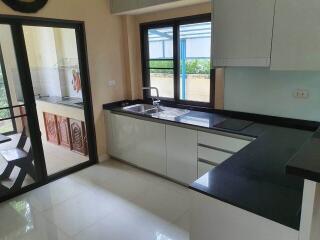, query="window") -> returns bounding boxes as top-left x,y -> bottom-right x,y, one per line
141,14 -> 213,106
